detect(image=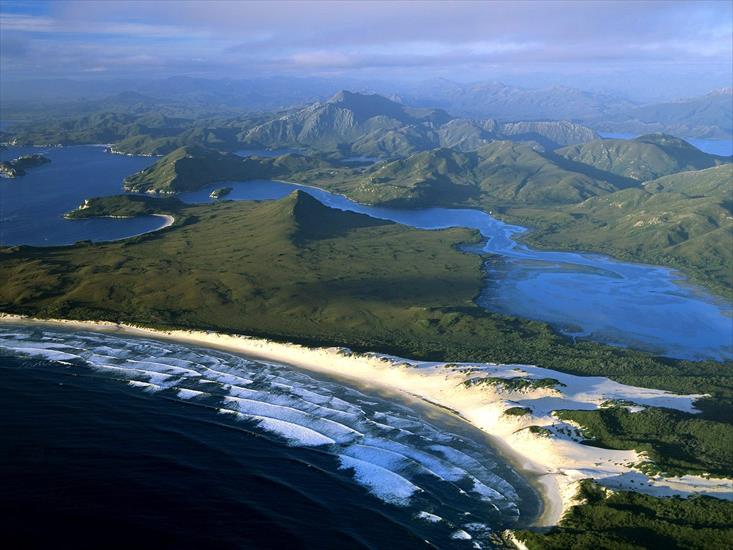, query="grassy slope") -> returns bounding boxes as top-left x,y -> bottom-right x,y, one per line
514,480 -> 733,550
505,164 -> 733,297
